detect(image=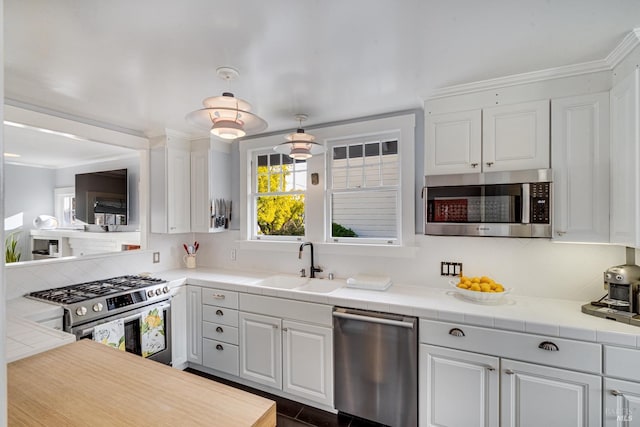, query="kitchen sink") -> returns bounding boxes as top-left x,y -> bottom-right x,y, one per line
256,275 -> 345,294
294,278 -> 345,294
256,274 -> 309,289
